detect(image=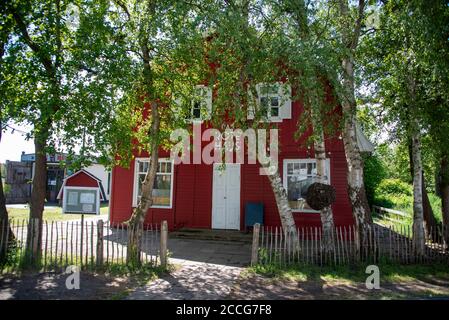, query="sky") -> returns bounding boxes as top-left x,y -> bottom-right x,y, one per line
0,123 -> 34,163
